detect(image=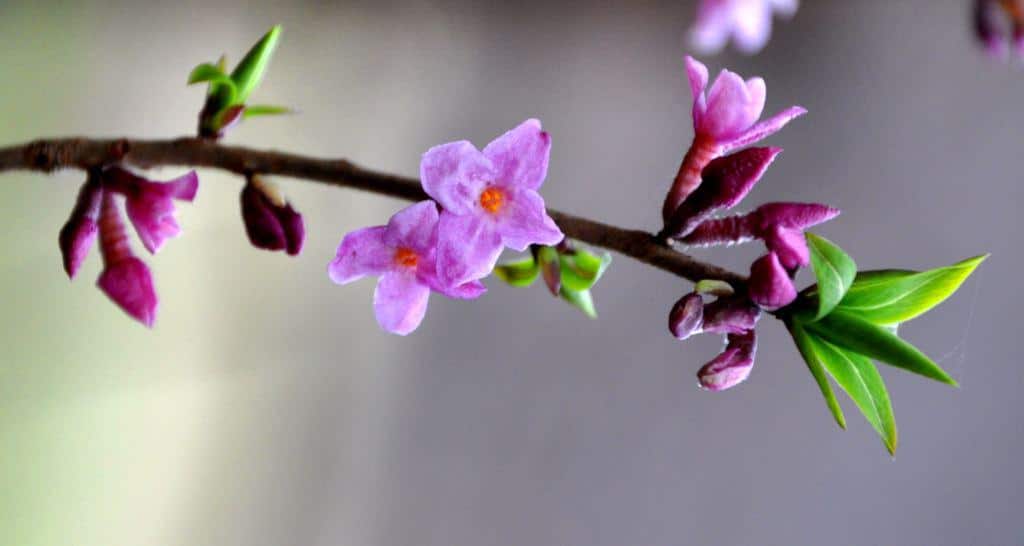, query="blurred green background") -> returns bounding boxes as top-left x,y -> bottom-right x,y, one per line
1,1 -> 1021,545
